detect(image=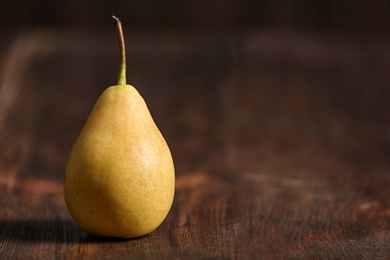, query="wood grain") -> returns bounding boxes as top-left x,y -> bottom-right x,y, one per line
1,29 -> 390,259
